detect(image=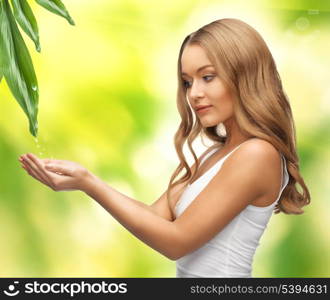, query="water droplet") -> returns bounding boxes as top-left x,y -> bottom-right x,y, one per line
32,85 -> 38,91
